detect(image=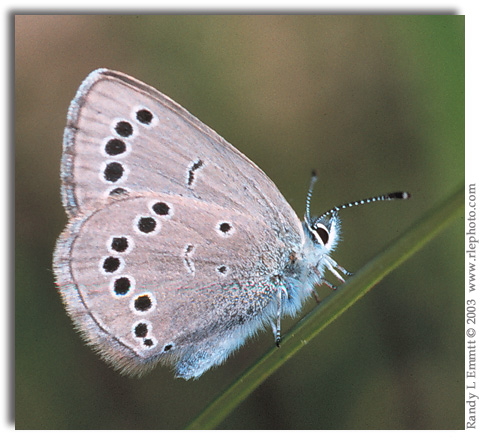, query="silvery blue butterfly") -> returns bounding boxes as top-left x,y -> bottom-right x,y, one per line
54,69 -> 409,379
